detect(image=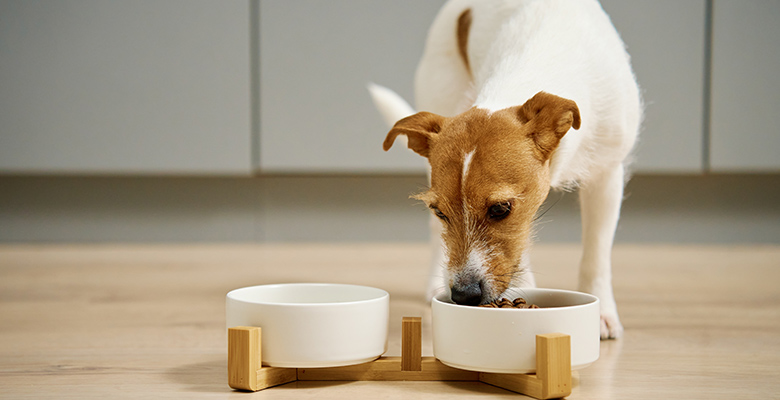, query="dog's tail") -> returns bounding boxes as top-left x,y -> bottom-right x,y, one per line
367,83 -> 416,128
